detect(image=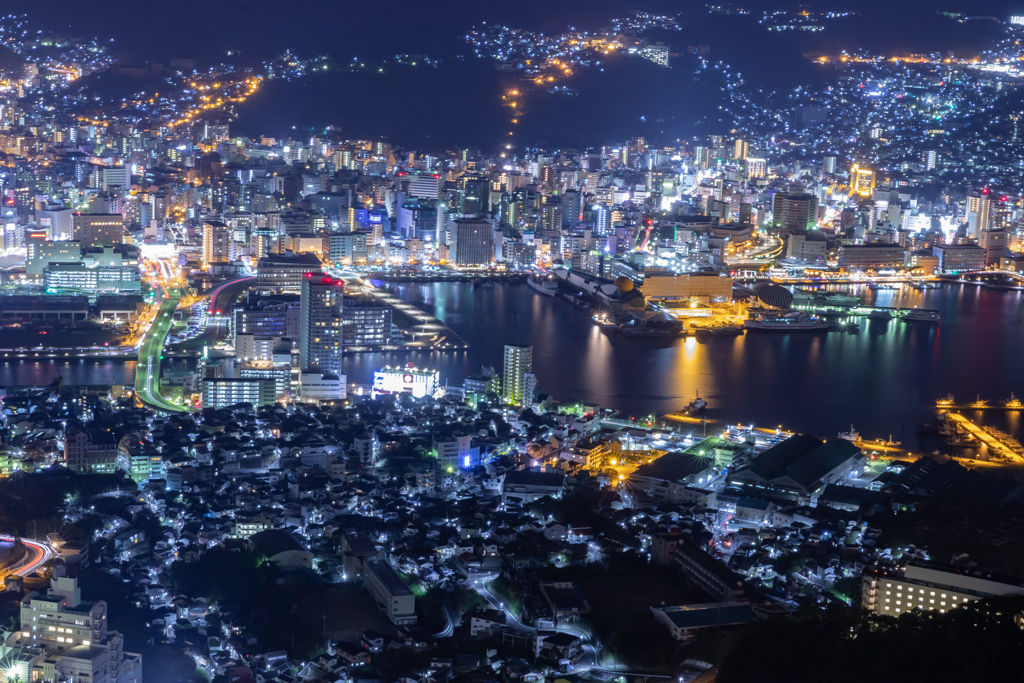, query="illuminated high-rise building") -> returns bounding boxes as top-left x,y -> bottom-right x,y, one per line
73,213 -> 123,247
453,219 -> 493,266
202,220 -> 236,266
561,189 -> 582,227
967,190 -> 992,239
503,344 -> 534,406
732,139 -> 749,161
746,158 -> 767,179
772,191 -> 818,234
299,273 -> 344,376
850,164 -> 876,198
